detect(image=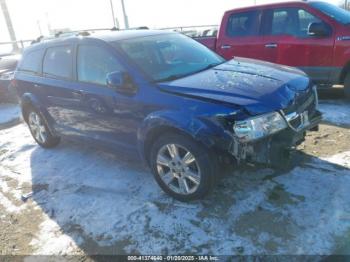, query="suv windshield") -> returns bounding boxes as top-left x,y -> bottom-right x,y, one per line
310,2 -> 350,25
114,33 -> 225,82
